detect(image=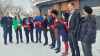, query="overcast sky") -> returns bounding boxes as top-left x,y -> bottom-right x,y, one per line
0,0 -> 51,8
